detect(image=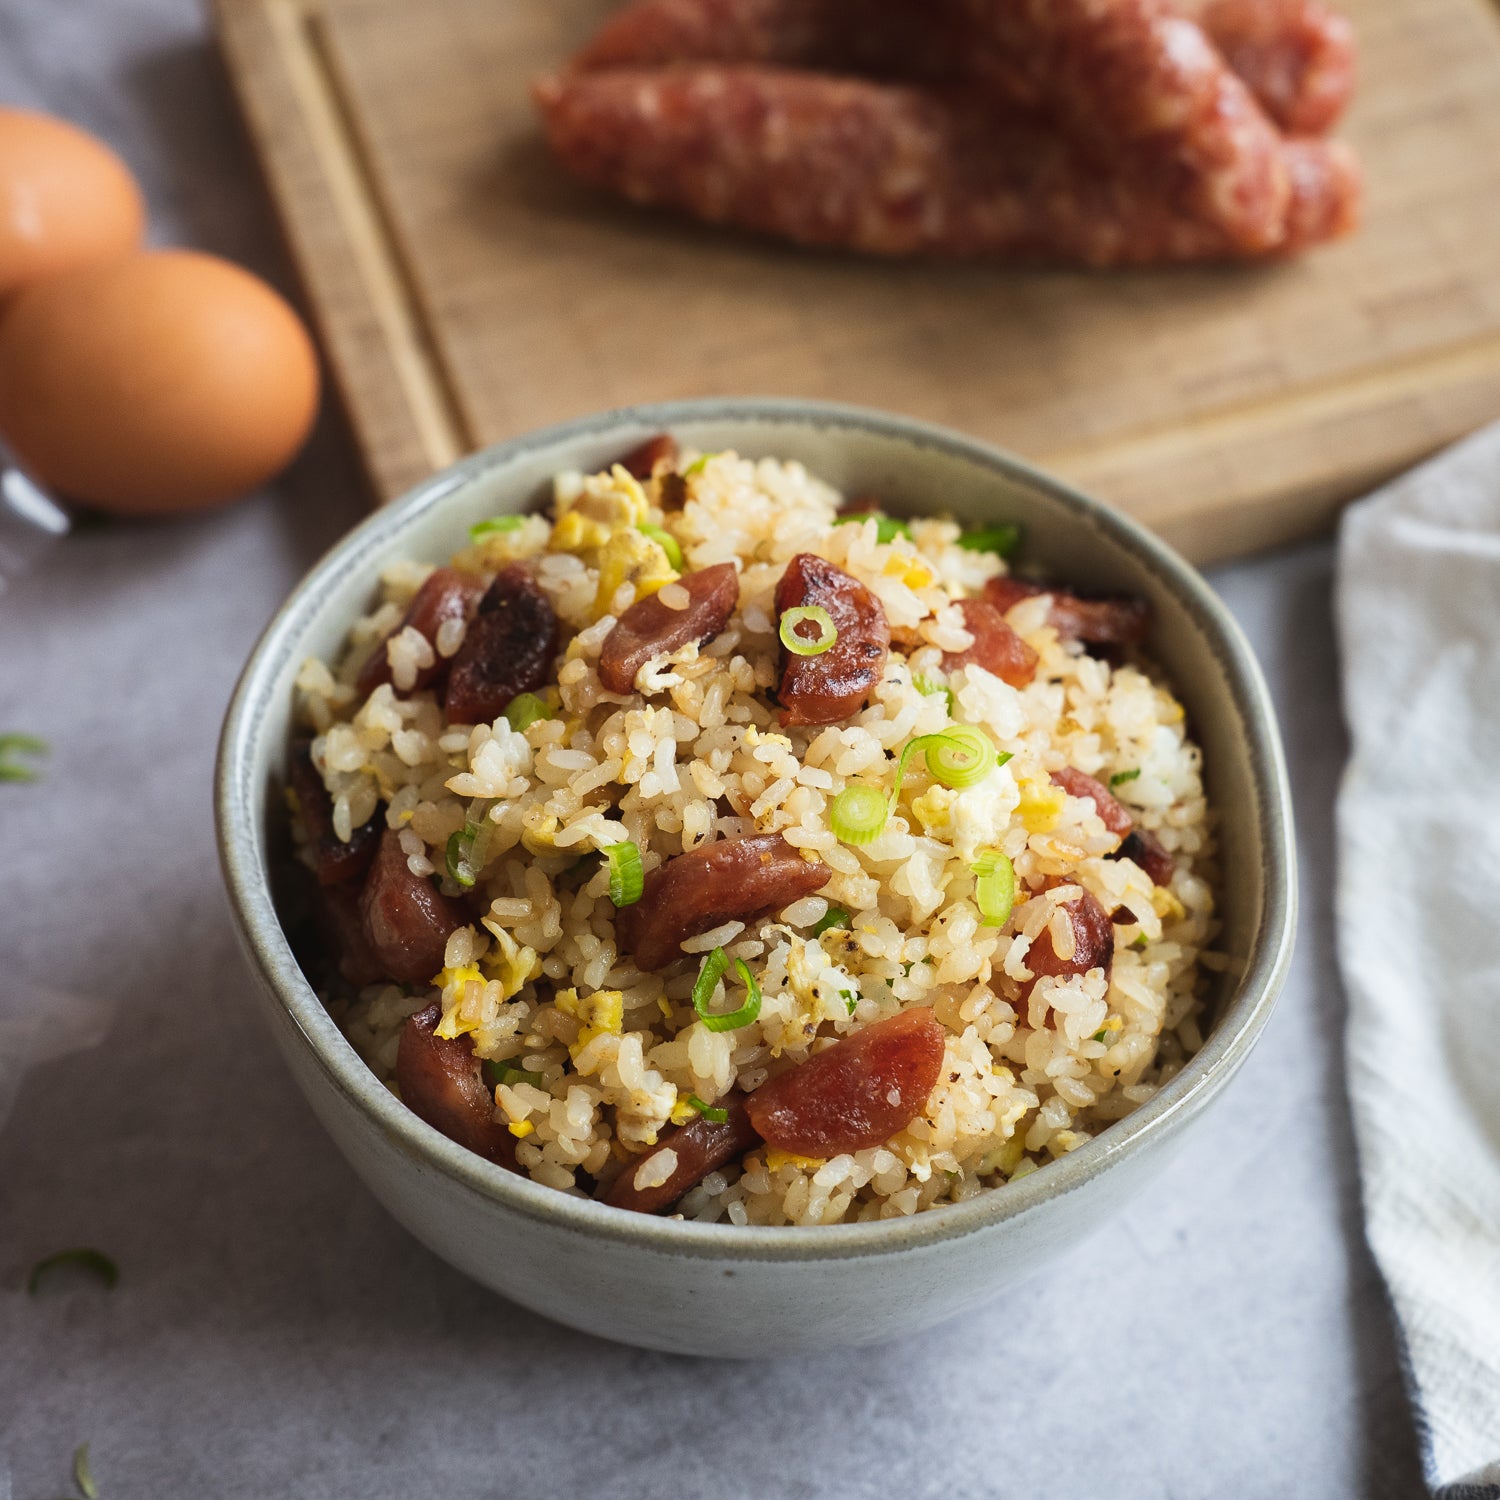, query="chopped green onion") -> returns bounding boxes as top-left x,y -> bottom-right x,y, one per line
1091,1027 -> 1115,1044
1109,768 -> 1142,789
483,1059 -> 545,1089
445,830 -> 474,888
912,675 -> 956,715
971,848 -> 1017,927
445,798 -> 496,889
638,523 -> 684,570
833,512 -> 911,545
468,515 -> 526,541
810,905 -> 852,937
778,605 -> 838,656
0,732 -> 48,783
685,1094 -> 729,1124
683,452 -> 716,477
74,1442 -> 99,1500
26,1248 -> 119,1295
957,524 -> 1022,558
922,724 -> 996,790
691,948 -> 763,1031
839,987 -> 859,1015
504,692 -> 552,732
1130,933 -> 1149,952
996,751 -> 1014,769
830,783 -> 888,845
604,841 -> 645,907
